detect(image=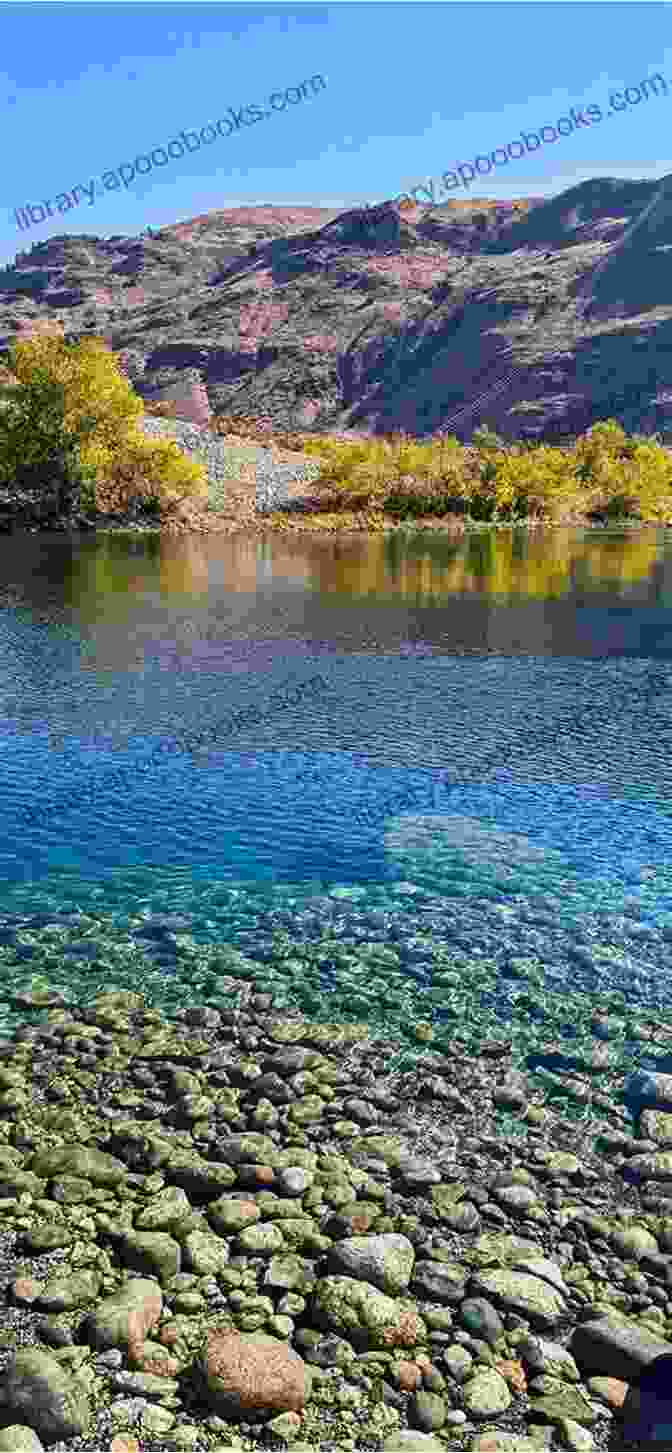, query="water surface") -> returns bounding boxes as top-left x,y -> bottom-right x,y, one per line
2,525 -> 672,1114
